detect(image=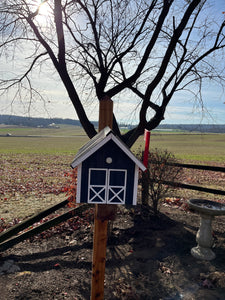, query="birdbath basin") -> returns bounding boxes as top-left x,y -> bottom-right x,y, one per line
188,199 -> 225,260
